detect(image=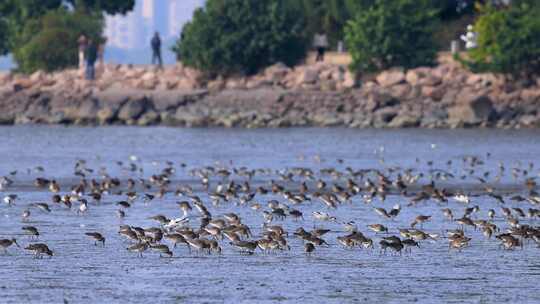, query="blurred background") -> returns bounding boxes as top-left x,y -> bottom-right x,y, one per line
0,0 -> 205,69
